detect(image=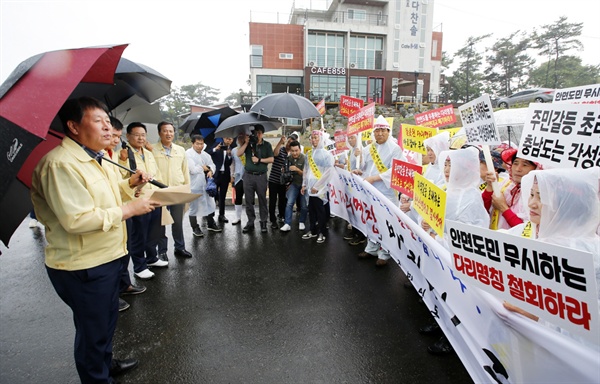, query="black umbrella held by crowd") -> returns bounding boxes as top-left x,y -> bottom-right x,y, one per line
214,112 -> 282,138
249,92 -> 321,120
186,106 -> 239,148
